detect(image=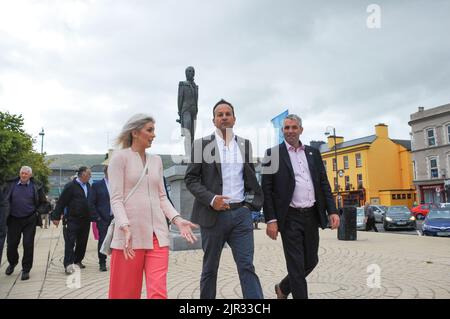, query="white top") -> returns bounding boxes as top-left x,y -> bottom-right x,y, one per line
210,130 -> 245,206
